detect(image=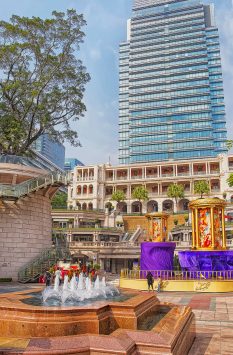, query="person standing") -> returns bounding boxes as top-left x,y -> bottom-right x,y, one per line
146,271 -> 154,291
